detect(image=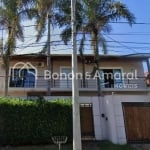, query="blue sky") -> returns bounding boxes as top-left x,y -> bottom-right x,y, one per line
107,0 -> 150,55
1,0 -> 150,55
